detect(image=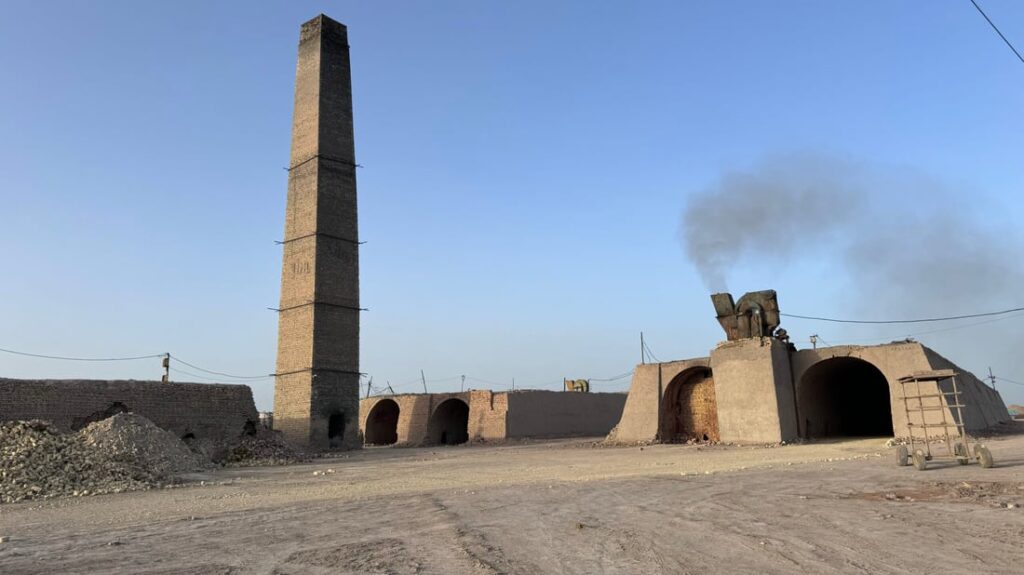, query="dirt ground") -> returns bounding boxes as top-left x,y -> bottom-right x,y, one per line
2,431 -> 1023,575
